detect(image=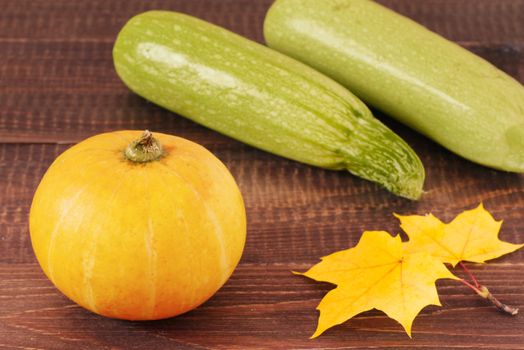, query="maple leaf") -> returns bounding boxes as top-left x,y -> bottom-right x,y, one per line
298,231 -> 457,338
398,204 -> 524,266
